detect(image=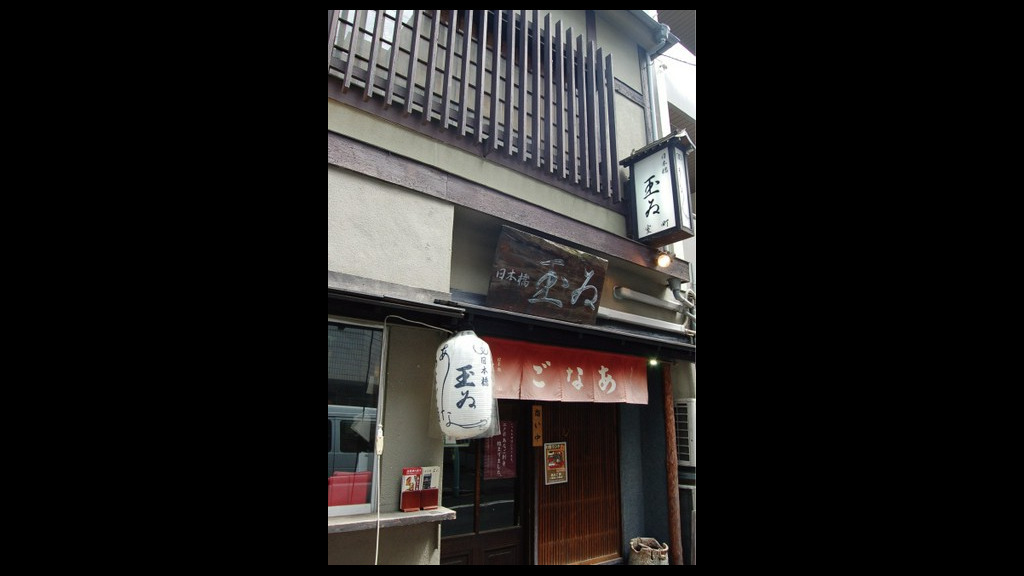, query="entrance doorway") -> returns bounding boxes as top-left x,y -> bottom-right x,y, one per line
440,401 -> 623,565
440,401 -> 530,565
